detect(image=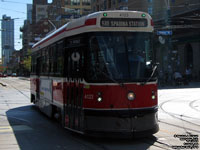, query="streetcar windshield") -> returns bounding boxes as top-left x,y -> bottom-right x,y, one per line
86,32 -> 154,83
